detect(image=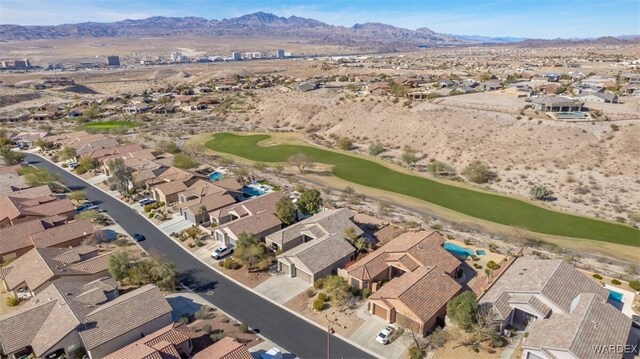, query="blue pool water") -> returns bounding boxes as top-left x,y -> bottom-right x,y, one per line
444,242 -> 483,259
608,290 -> 624,303
242,186 -> 266,197
209,172 -> 223,181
